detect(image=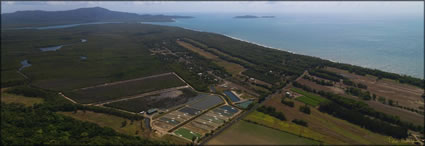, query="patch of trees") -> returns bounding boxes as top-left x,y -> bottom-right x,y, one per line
5,86 -> 48,98
281,98 -> 294,107
299,105 -> 311,114
308,69 -> 345,82
303,75 -> 333,86
345,87 -> 371,100
292,119 -> 308,127
257,106 -> 286,121
319,102 -> 408,139
342,79 -> 367,89
243,69 -> 280,85
328,63 -> 424,89
1,103 -> 167,145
